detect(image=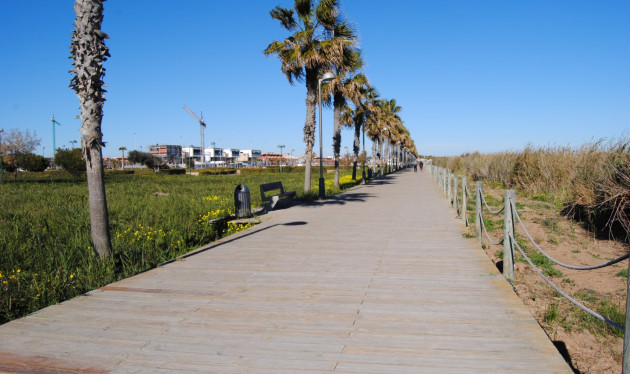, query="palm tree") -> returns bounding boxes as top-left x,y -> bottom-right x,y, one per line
119,146 -> 127,170
376,99 -> 402,174
322,36 -> 361,188
339,74 -> 372,180
70,0 -> 111,258
264,0 -> 353,193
